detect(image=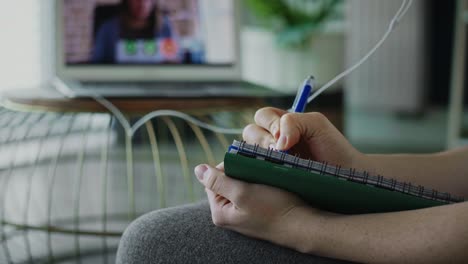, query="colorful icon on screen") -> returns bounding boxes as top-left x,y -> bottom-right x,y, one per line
125,40 -> 137,55
159,38 -> 178,58
143,40 -> 157,55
